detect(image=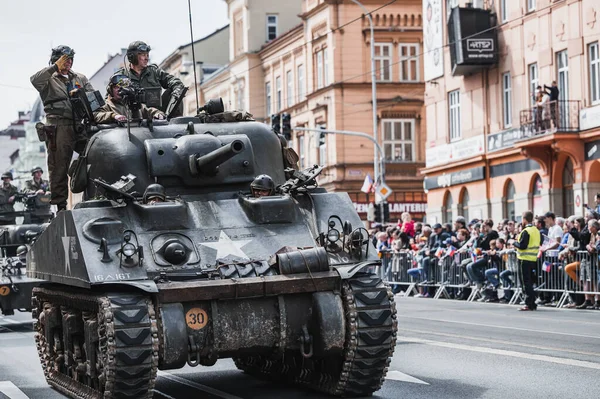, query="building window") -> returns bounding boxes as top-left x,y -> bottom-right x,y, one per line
502,72 -> 512,128
286,70 -> 293,108
563,157 -> 574,217
528,63 -> 538,107
265,81 -> 272,117
324,49 -> 329,86
557,50 -> 569,128
458,189 -> 469,222
374,43 -> 392,82
275,76 -> 282,112
316,51 -> 324,89
448,90 -> 461,141
527,0 -> 536,12
531,175 -> 543,216
299,135 -> 305,169
318,125 -> 327,166
589,42 -> 600,105
382,119 -> 415,162
501,0 -> 508,22
234,13 -> 244,56
266,15 -> 278,42
399,44 -> 419,82
297,64 -> 305,101
236,81 -> 245,111
444,192 -> 453,224
504,180 -> 515,221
